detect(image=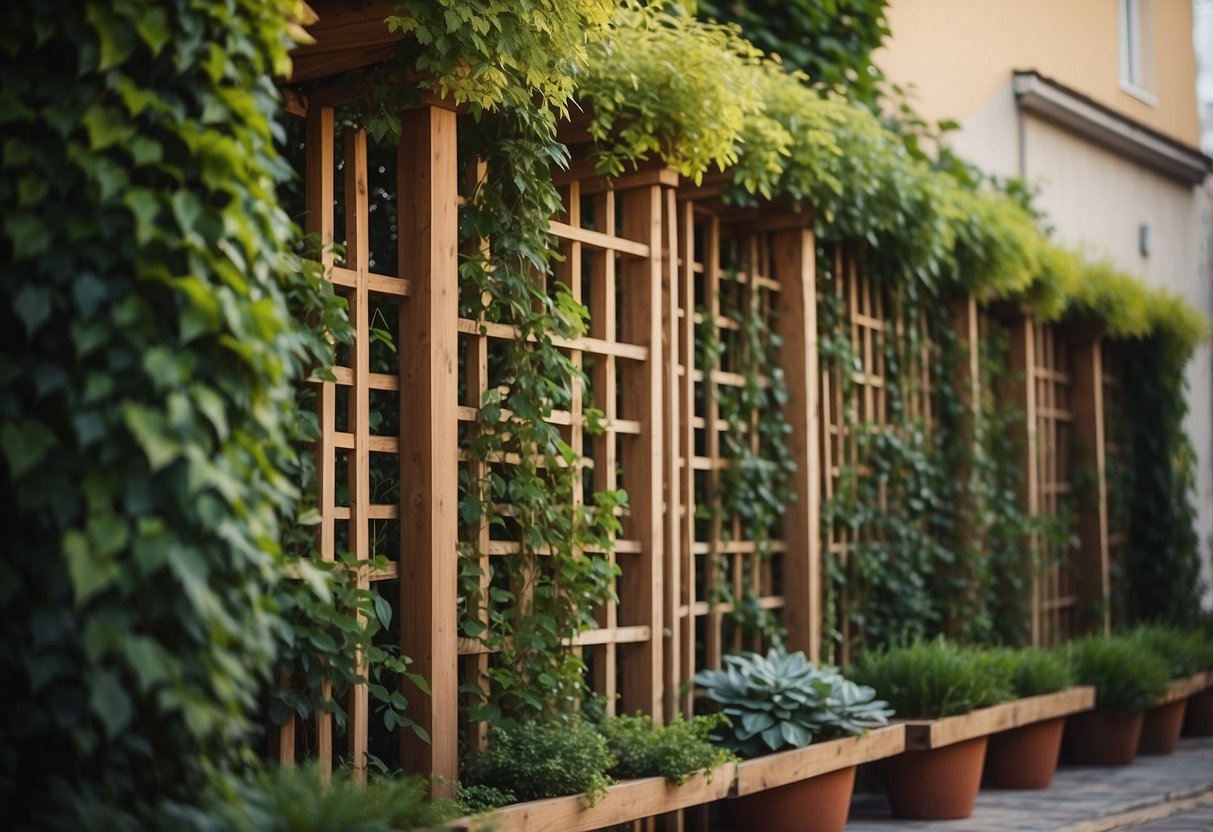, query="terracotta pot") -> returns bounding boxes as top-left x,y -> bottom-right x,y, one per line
884,736 -> 988,820
731,765 -> 856,832
1138,699 -> 1187,754
1182,687 -> 1213,736
1062,706 -> 1143,765
984,717 -> 1064,789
